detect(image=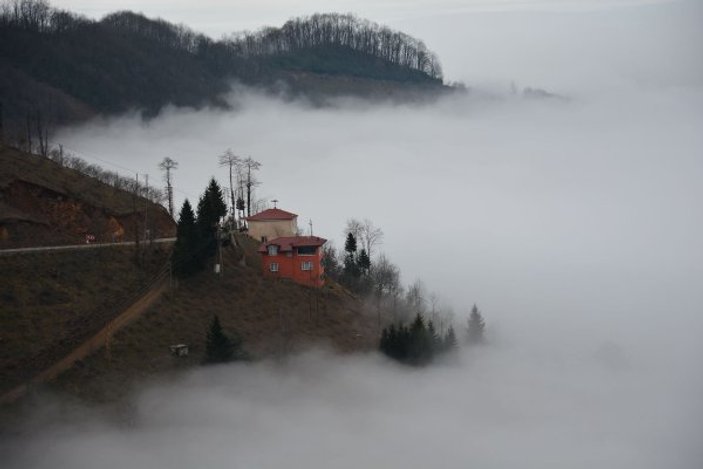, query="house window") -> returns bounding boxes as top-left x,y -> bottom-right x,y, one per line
267,245 -> 278,256
297,246 -> 317,256
270,262 -> 279,272
301,261 -> 313,271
